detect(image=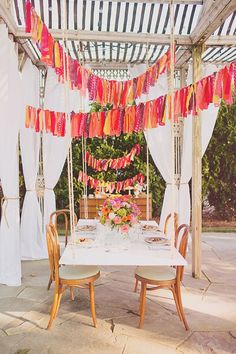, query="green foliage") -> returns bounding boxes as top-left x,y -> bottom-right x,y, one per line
89,101 -> 113,112
55,141 -> 84,214
55,130 -> 165,217
202,98 -> 236,220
